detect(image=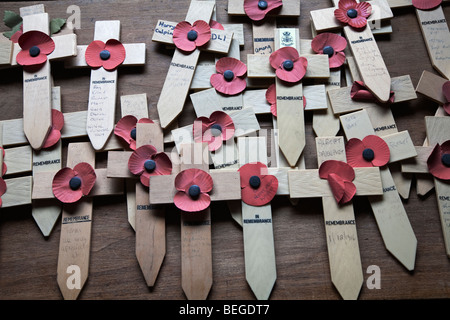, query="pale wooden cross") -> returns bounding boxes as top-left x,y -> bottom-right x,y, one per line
388,0 -> 450,79
64,20 -> 146,151
310,0 -> 394,103
107,119 -> 171,288
339,108 -> 418,271
151,0 -> 234,129
8,4 -> 77,150
401,116 -> 450,258
288,136 -> 383,299
149,142 -> 242,299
